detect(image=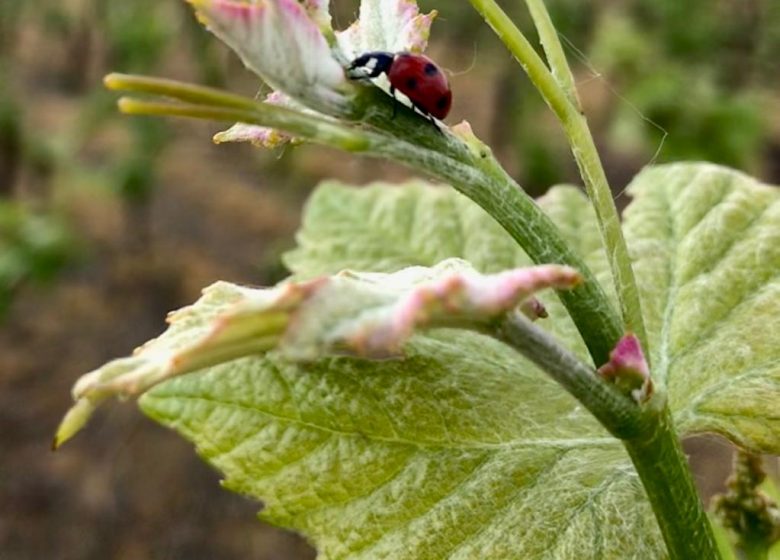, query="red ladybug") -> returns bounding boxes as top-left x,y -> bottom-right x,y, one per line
348,51 -> 452,129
